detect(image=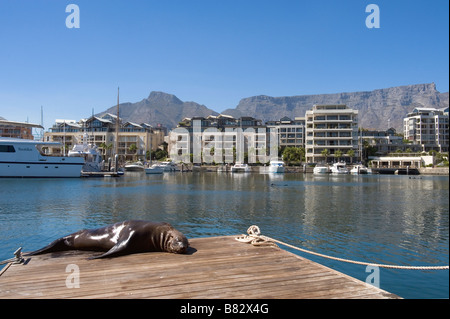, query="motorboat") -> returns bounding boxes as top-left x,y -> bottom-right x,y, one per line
216,164 -> 229,173
124,161 -> 145,171
313,163 -> 330,174
231,162 -> 250,173
159,160 -> 179,172
0,137 -> 84,178
145,163 -> 164,174
330,162 -> 349,174
268,160 -> 285,173
350,164 -> 371,175
68,139 -> 103,173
